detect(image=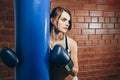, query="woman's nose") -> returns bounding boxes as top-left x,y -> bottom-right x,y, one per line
66,21 -> 69,26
